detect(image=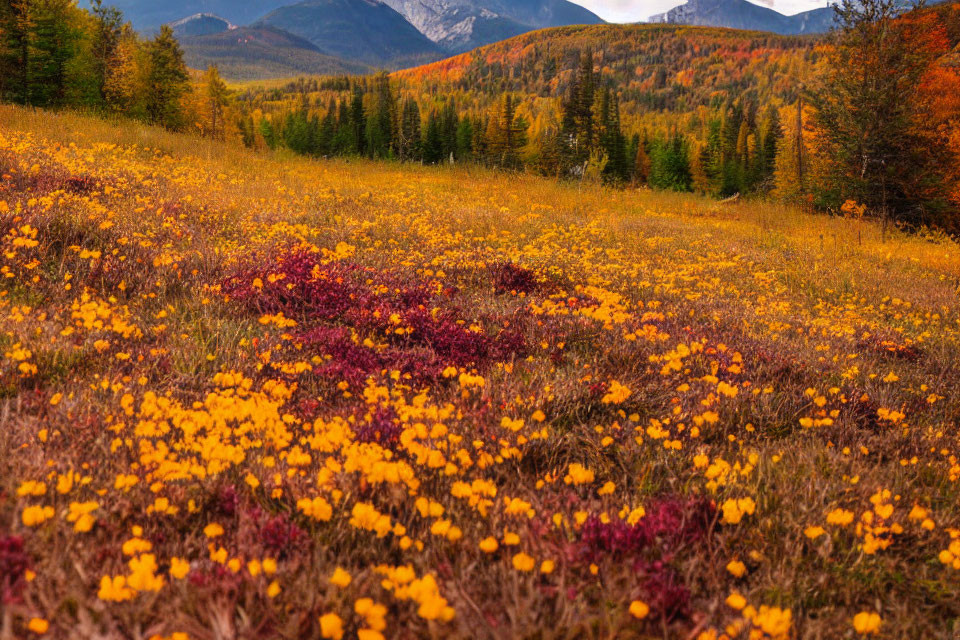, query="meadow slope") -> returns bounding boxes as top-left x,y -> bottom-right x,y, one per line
2,106 -> 960,639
